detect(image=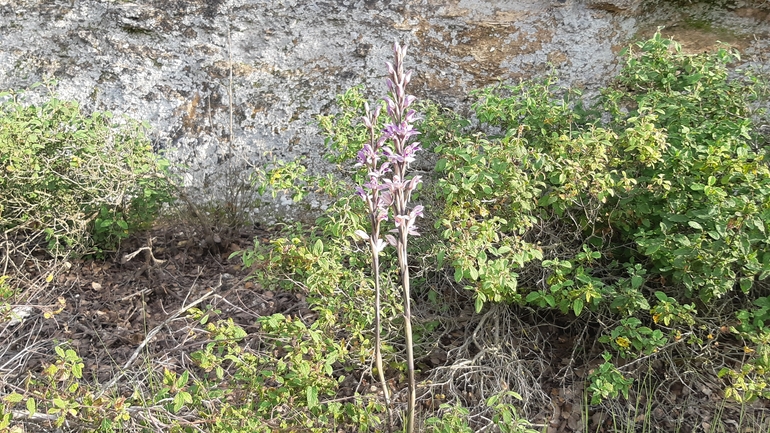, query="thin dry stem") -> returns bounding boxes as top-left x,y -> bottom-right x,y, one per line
97,279 -> 221,397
